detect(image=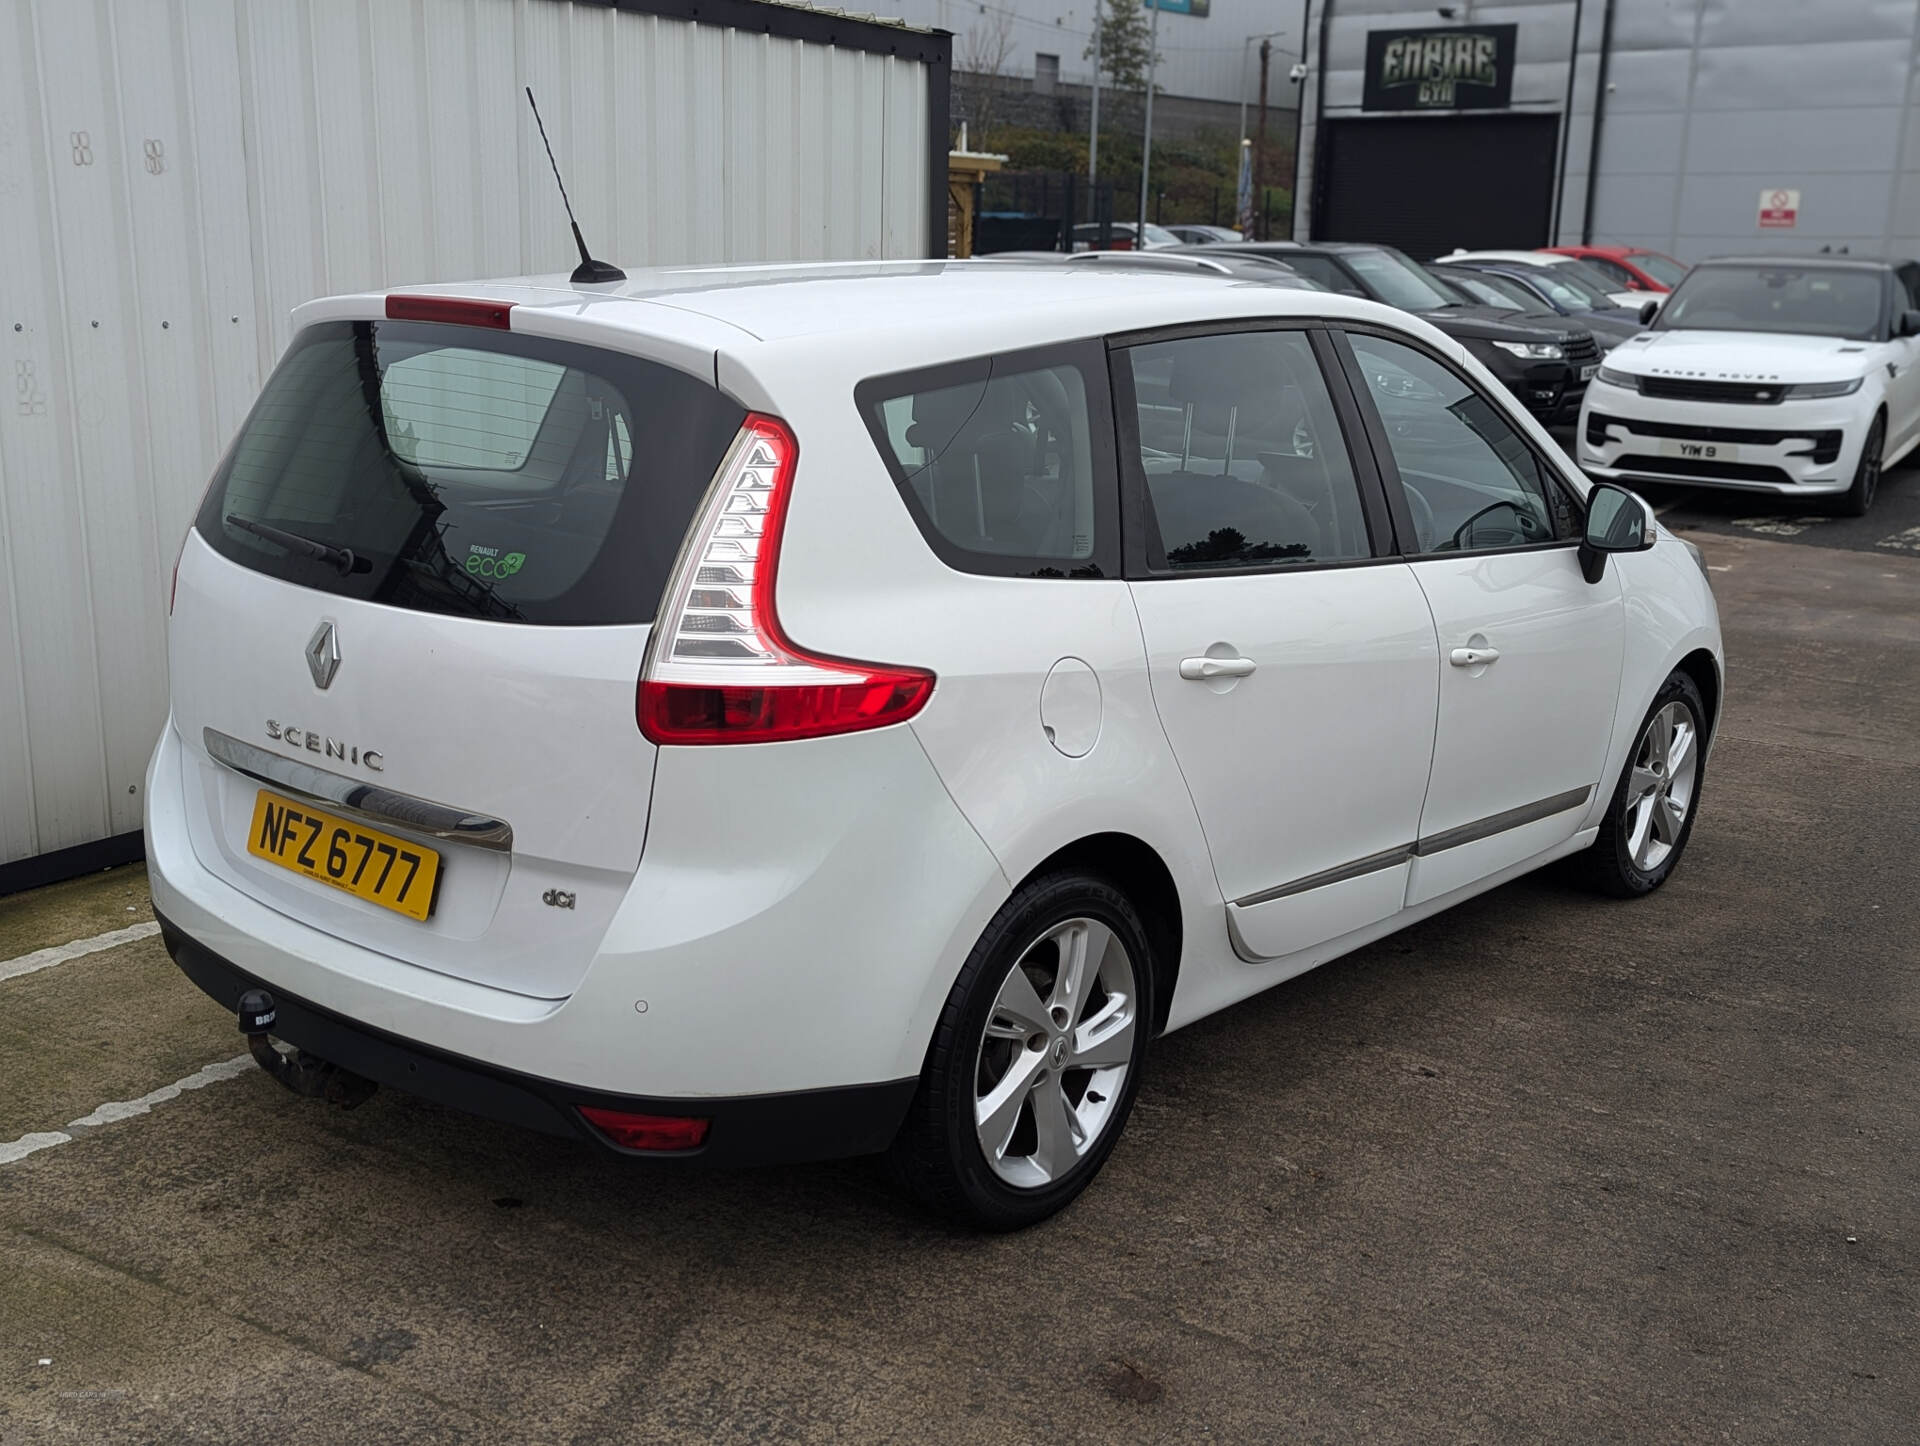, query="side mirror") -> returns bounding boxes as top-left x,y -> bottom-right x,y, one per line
1579,483 -> 1654,583
1899,309 -> 1920,337
1638,299 -> 1660,326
